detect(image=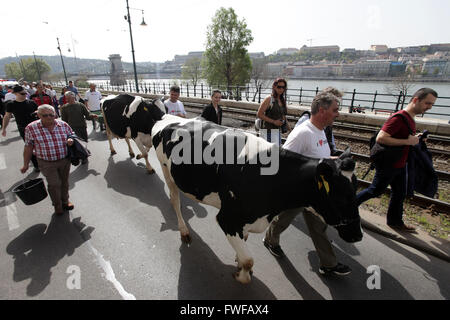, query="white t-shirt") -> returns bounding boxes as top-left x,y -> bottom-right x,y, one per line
164,100 -> 186,116
84,90 -> 103,111
4,92 -> 16,101
282,119 -> 330,159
